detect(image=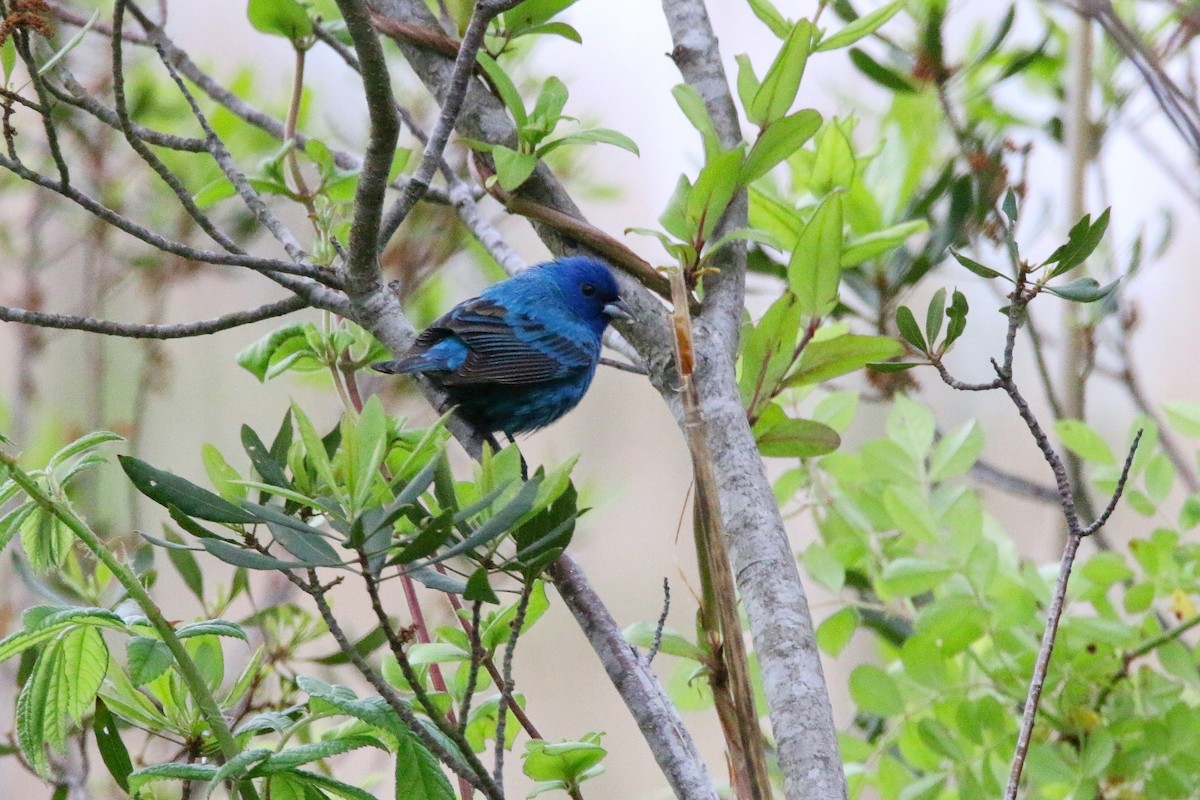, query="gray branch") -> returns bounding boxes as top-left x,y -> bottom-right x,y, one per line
0,295 -> 309,339
547,555 -> 718,800
661,2 -> 848,797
